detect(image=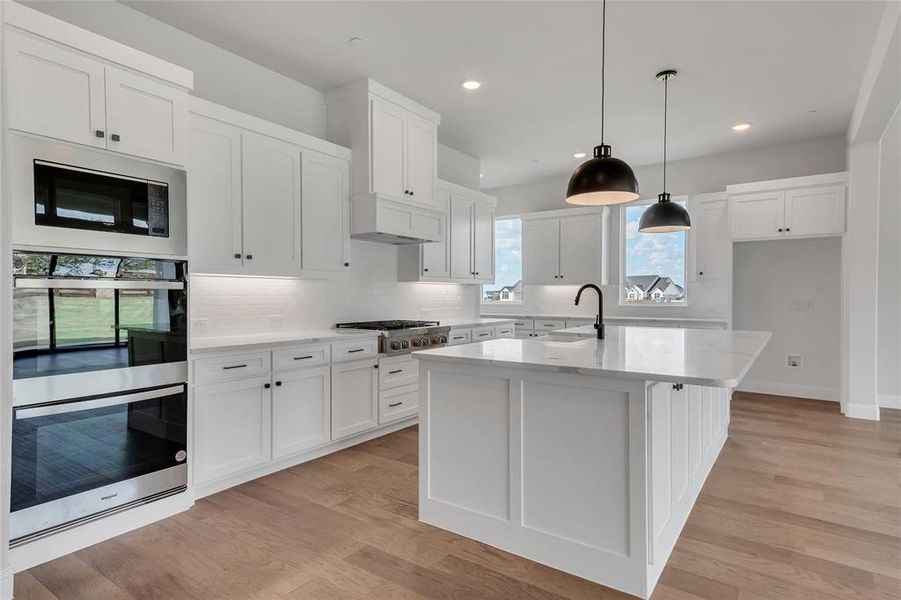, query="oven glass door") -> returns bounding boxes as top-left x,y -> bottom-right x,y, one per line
11,385 -> 187,536
13,253 -> 187,380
